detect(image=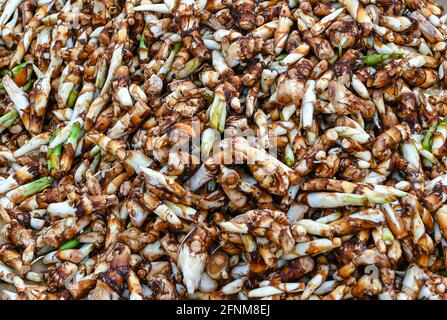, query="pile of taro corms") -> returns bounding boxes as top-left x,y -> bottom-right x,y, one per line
4,0 -> 447,301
